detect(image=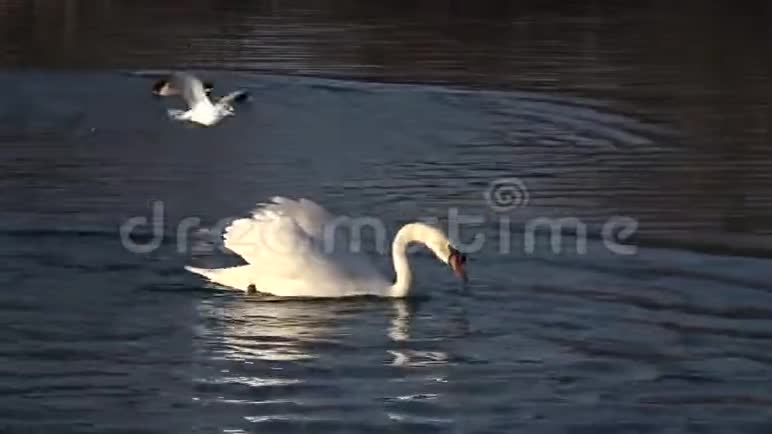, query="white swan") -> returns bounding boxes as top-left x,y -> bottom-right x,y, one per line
152,72 -> 248,126
185,197 -> 467,298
